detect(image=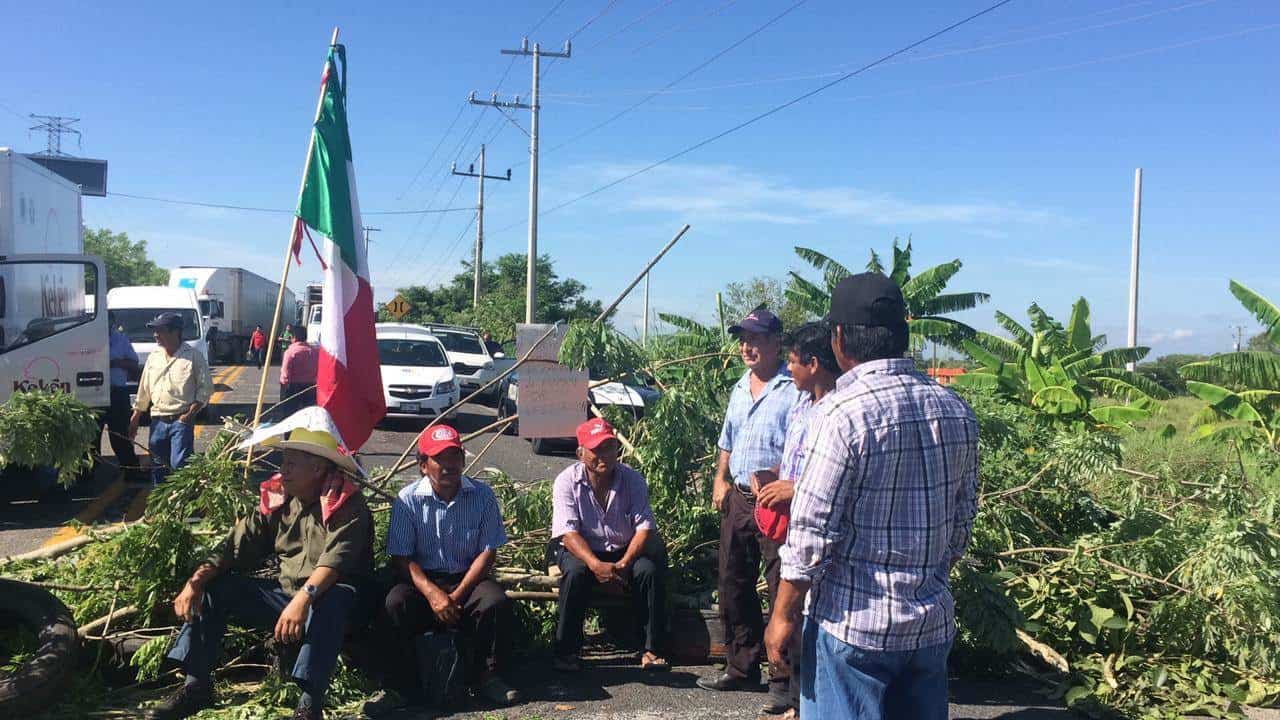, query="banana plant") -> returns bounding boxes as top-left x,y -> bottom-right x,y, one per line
1178,281 -> 1280,448
954,298 -> 1168,428
784,237 -> 989,350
